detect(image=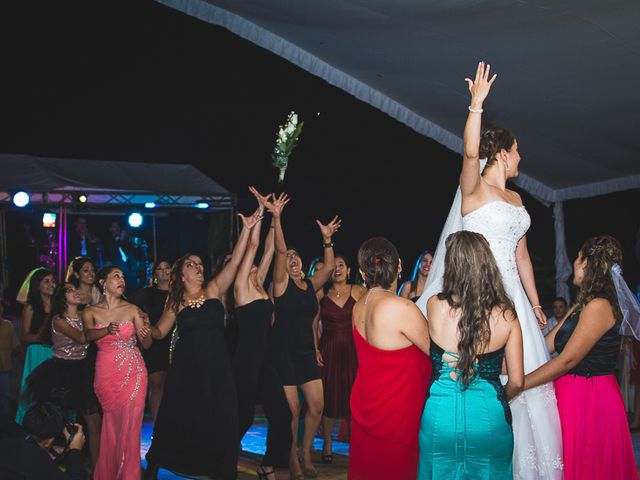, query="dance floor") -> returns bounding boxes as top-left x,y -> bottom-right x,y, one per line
140,413 -> 350,479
